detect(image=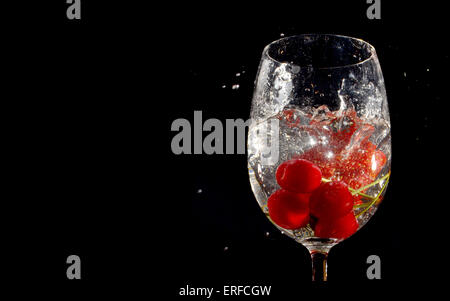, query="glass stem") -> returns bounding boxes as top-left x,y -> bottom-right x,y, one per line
310,251 -> 328,281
